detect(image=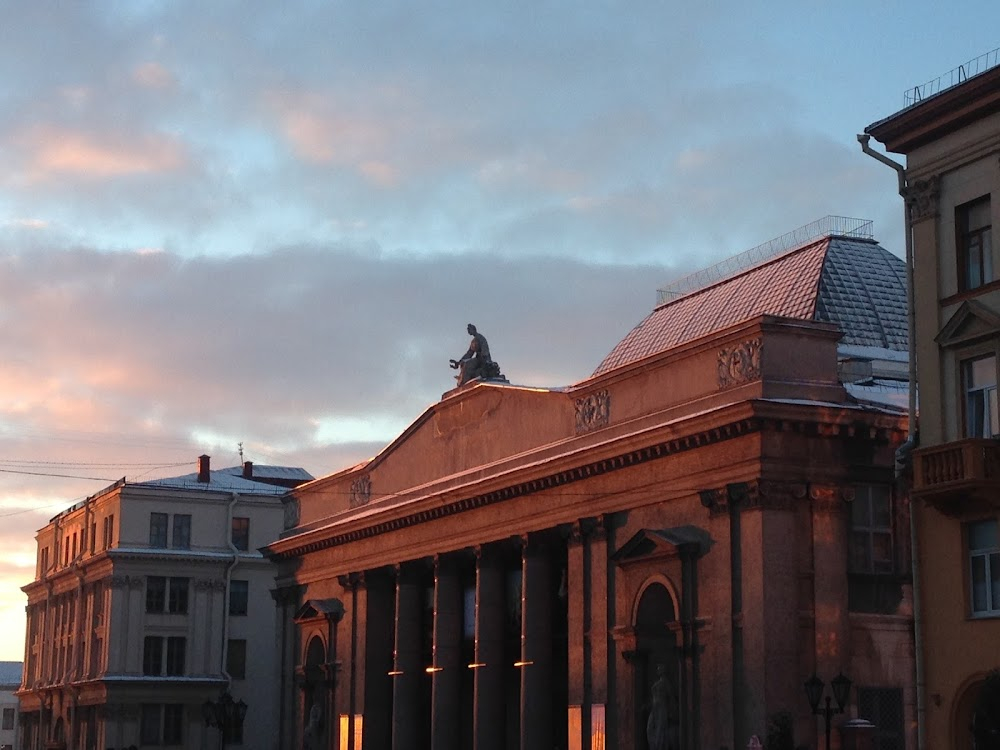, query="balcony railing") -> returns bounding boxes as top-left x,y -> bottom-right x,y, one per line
912,439 -> 1000,508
